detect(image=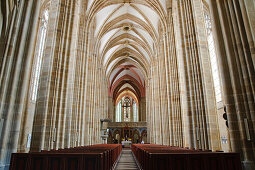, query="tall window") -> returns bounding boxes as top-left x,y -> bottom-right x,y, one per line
116,96 -> 139,122
205,14 -> 222,103
123,97 -> 131,122
133,100 -> 138,122
31,10 -> 49,101
116,100 -> 122,122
